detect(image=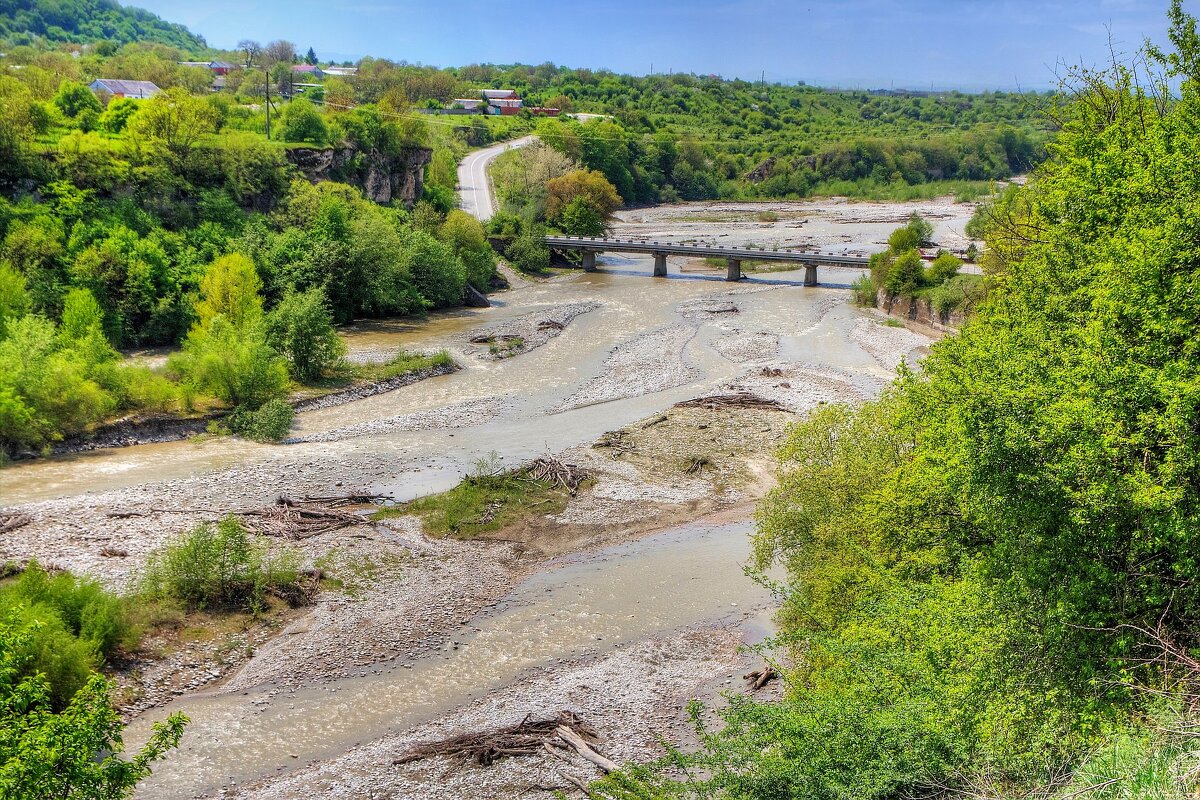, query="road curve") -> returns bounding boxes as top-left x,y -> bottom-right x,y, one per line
457,135 -> 535,221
